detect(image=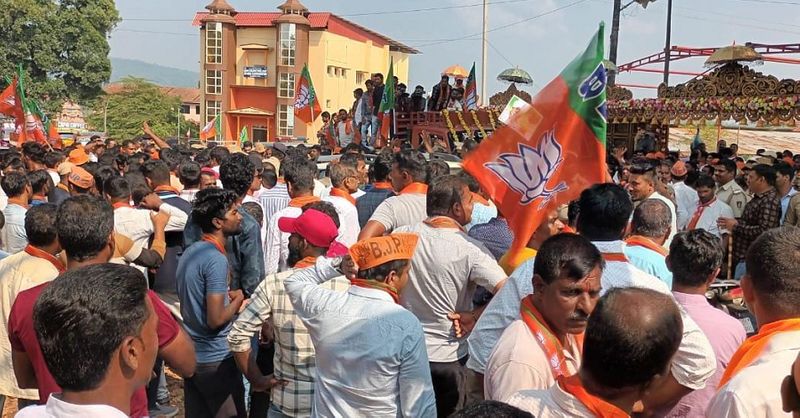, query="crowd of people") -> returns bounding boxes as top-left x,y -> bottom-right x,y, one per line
0,127 -> 798,418
317,72 -> 468,150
